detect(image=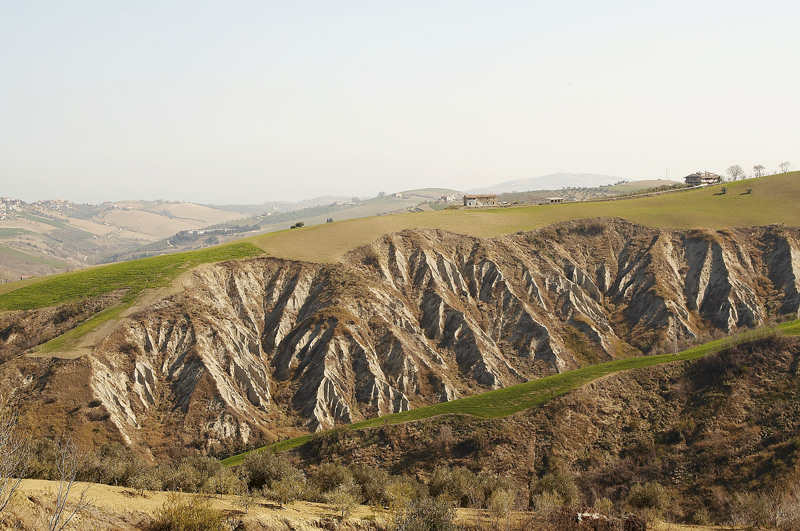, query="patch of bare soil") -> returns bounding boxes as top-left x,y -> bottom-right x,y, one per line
3,479 -> 382,530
